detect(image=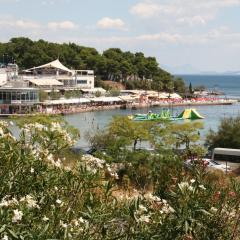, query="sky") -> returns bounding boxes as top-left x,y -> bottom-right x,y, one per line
0,0 -> 240,73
